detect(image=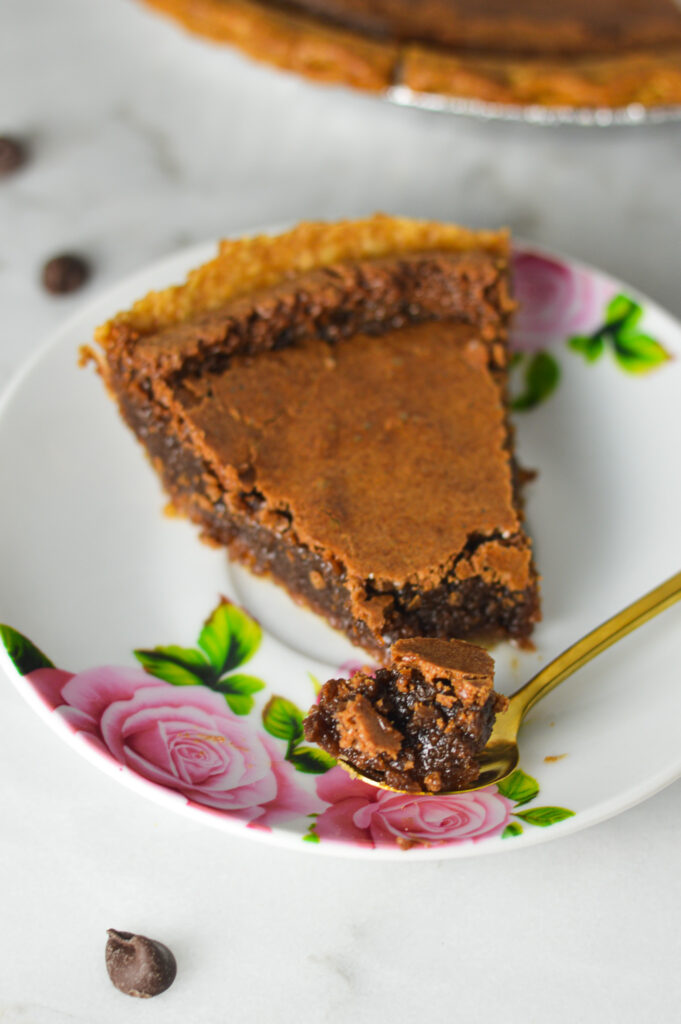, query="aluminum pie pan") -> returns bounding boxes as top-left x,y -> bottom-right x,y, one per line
388,84 -> 681,126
